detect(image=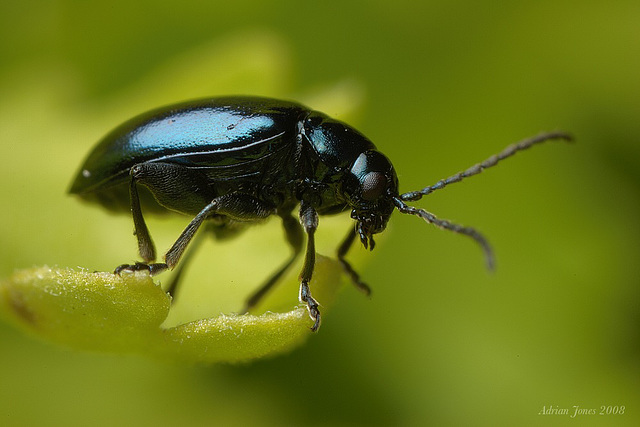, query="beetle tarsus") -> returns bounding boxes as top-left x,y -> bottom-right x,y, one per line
114,262 -> 168,276
299,280 -> 321,332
